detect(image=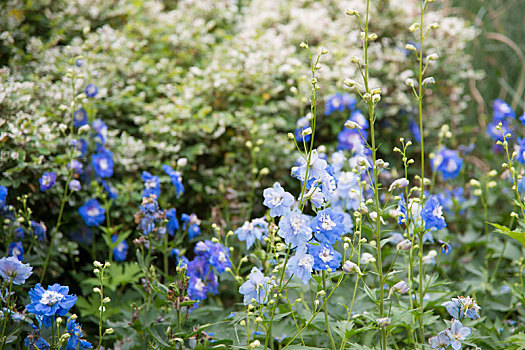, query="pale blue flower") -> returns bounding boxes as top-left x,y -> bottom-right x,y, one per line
263,182 -> 294,217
